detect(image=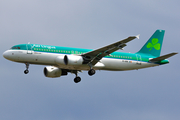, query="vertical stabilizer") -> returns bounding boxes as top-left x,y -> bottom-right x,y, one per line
137,30 -> 165,57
